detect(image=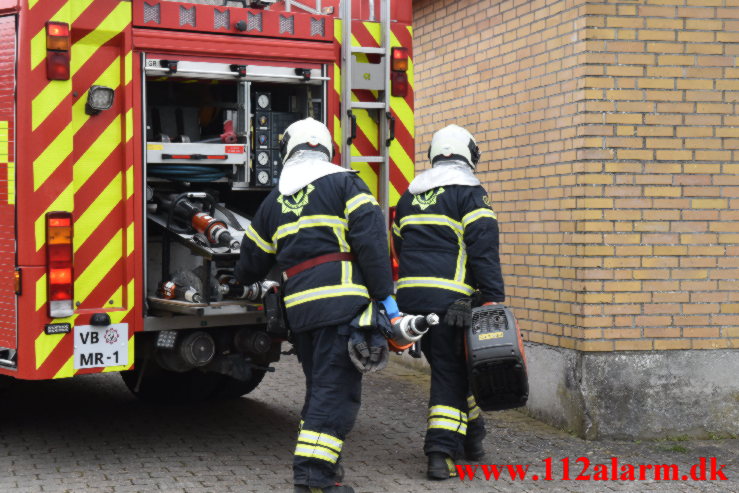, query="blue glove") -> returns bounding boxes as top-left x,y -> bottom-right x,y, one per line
380,295 -> 400,319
